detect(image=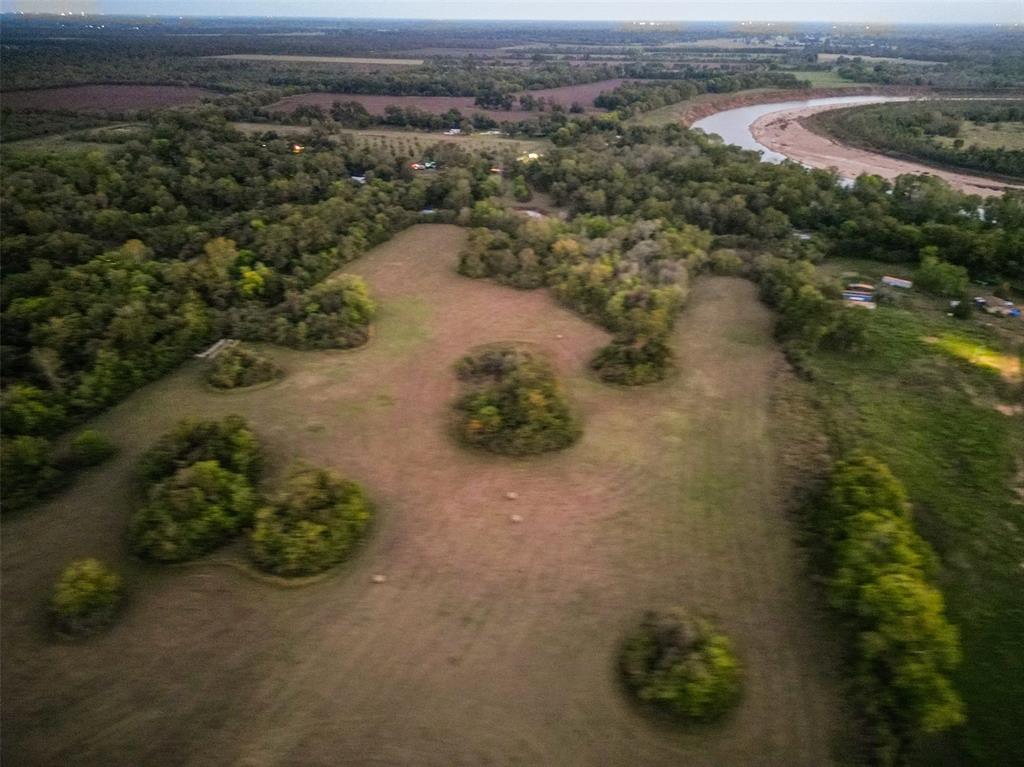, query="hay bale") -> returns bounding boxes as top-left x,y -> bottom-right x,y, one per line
505,491 -> 519,501
371,574 -> 387,584
510,514 -> 523,523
